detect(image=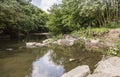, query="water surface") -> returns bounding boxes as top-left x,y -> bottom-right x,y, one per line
0,40 -> 102,77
